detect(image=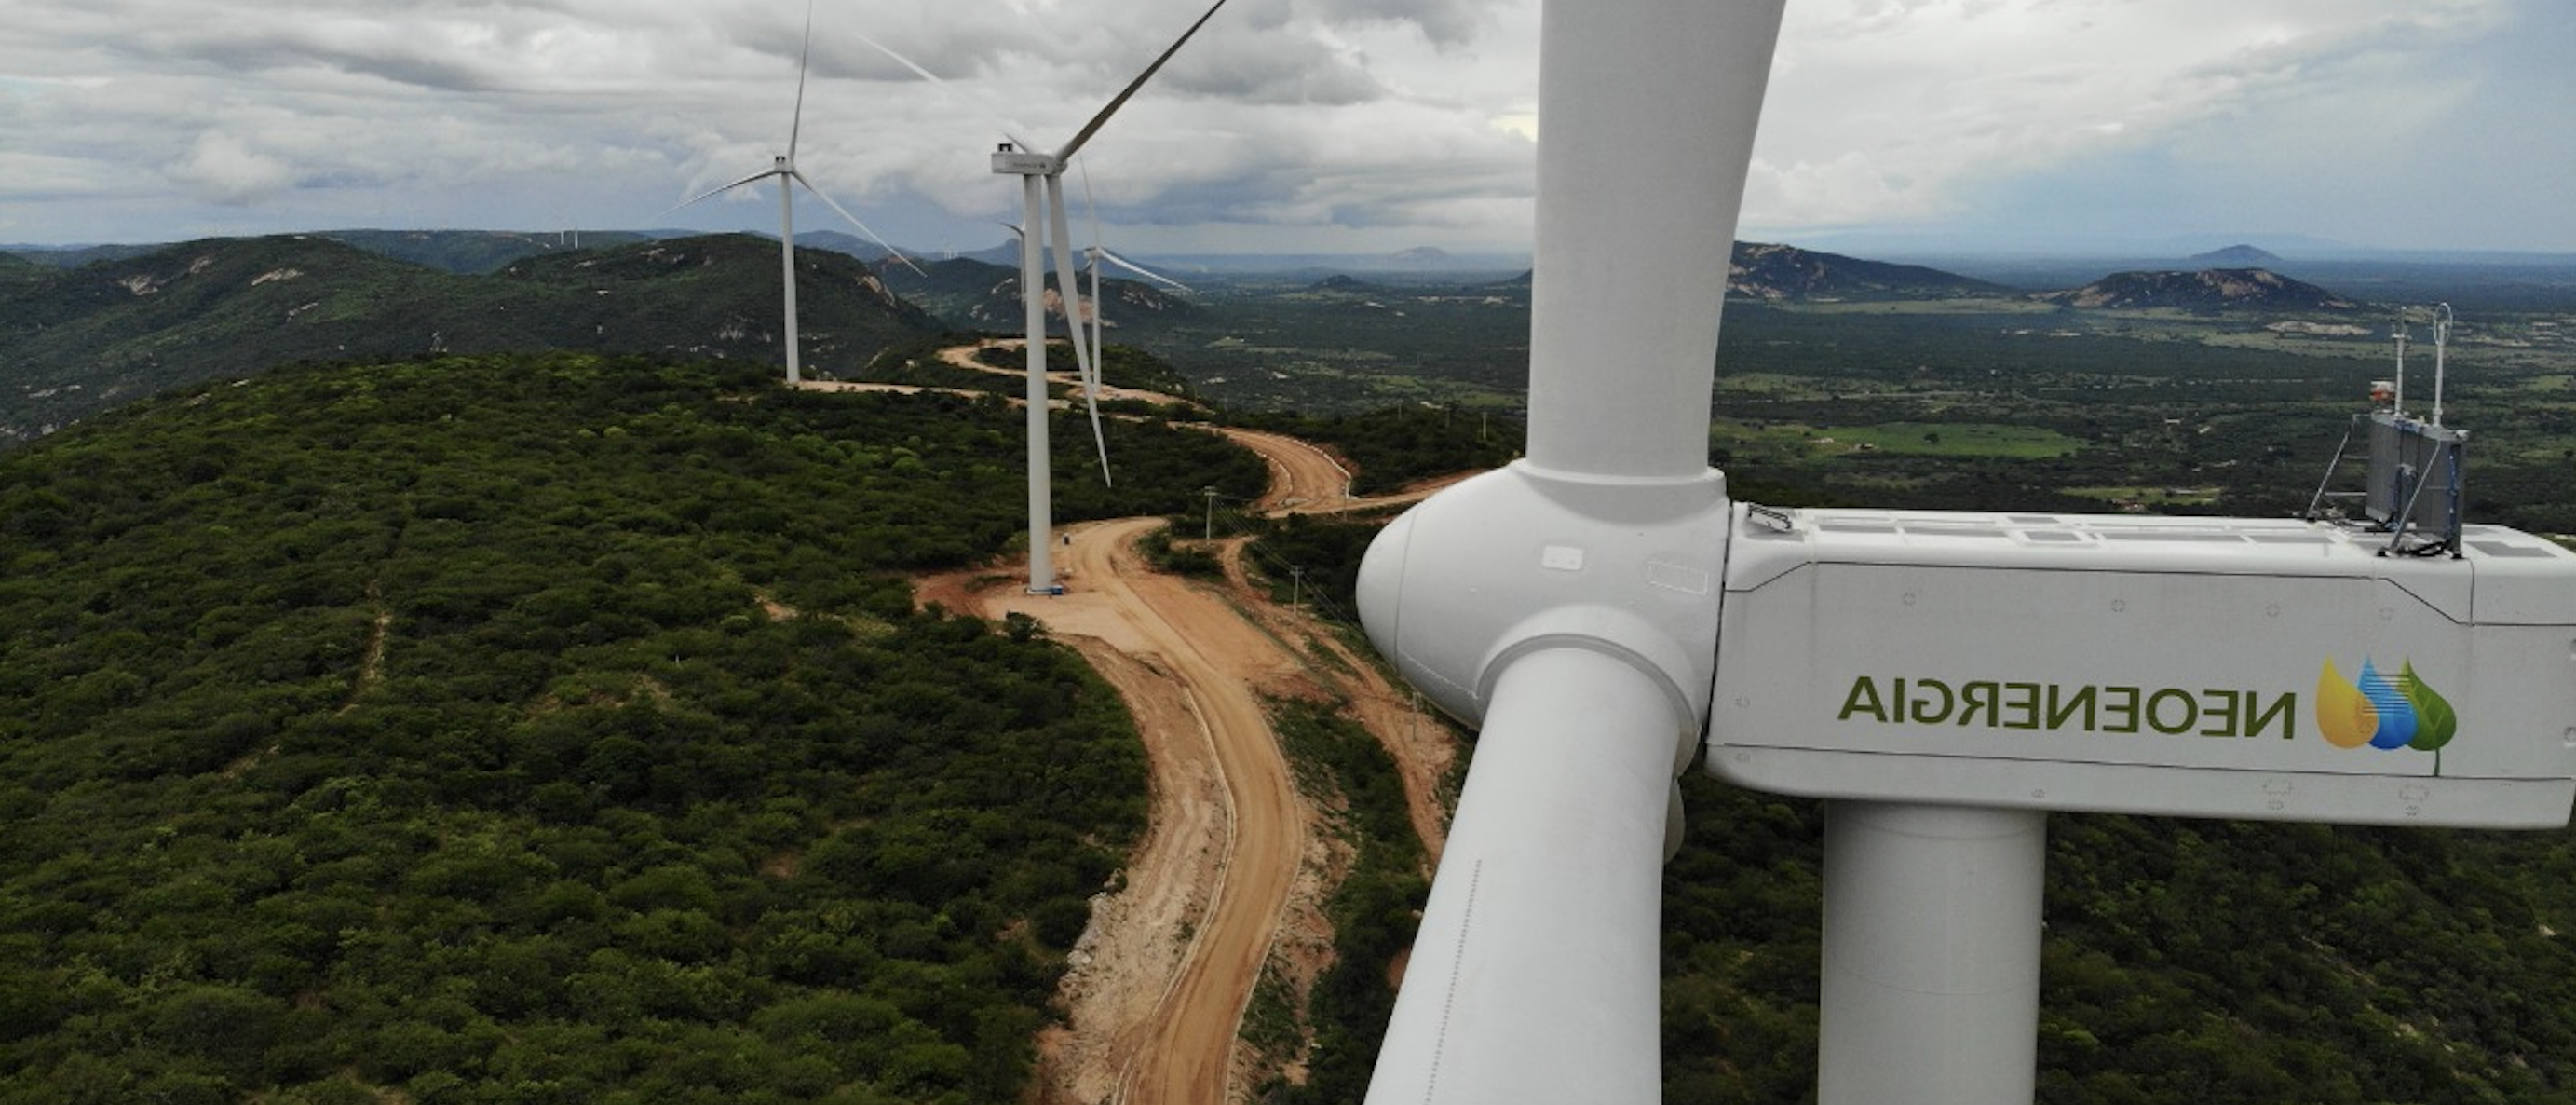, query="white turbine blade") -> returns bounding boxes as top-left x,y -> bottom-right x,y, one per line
1093,245 -> 1192,293
849,27 -> 1037,152
789,169 -> 929,278
1524,0 -> 1783,481
847,26 -> 945,88
1083,375 -> 1113,485
1080,159 -> 1107,371
788,0 -> 816,163
654,167 -> 782,223
1364,648 -> 1679,1105
1043,174 -> 1097,394
1359,5 -> 1783,1099
1052,0 -> 1231,162
1044,173 -> 1113,486
1087,253 -> 1105,391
